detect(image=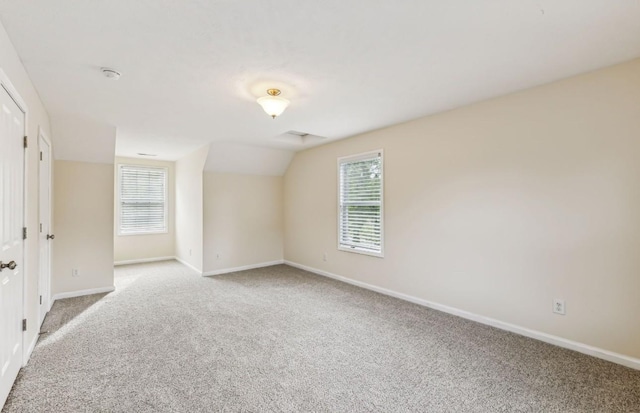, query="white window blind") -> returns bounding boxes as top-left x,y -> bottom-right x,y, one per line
118,165 -> 167,235
338,150 -> 383,256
